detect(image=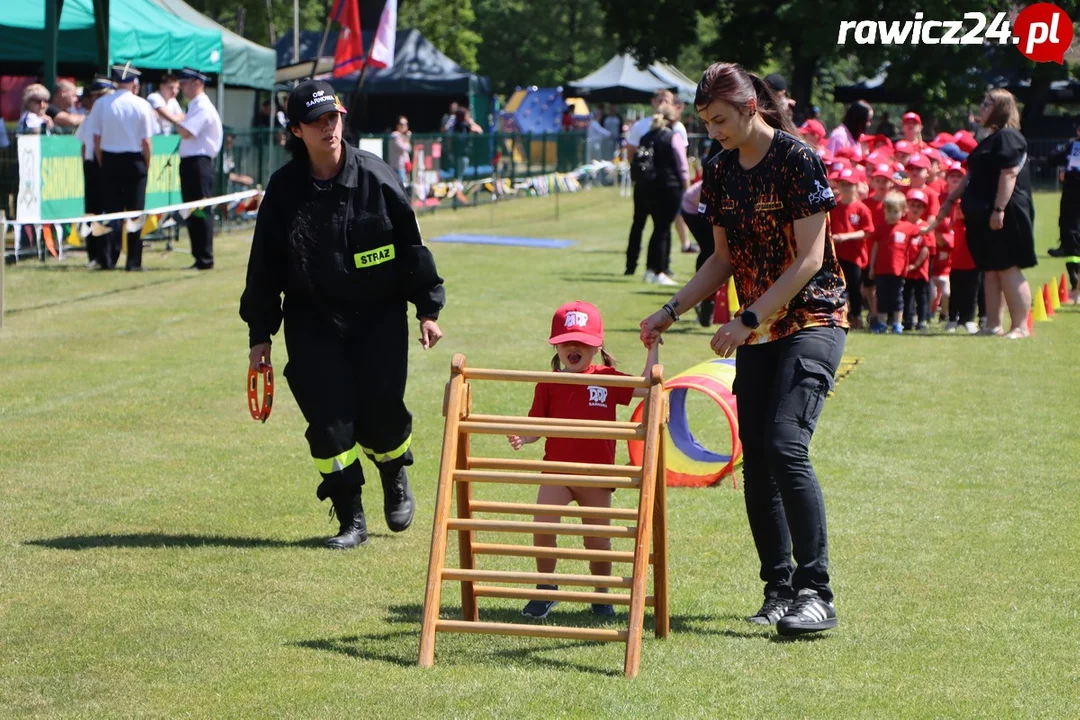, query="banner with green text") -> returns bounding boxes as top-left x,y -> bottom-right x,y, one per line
16,135 -> 183,222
